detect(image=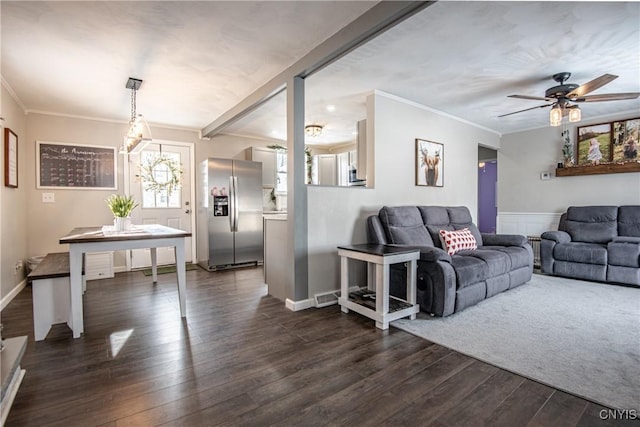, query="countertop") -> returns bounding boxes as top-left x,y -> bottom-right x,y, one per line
264,213 -> 287,221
